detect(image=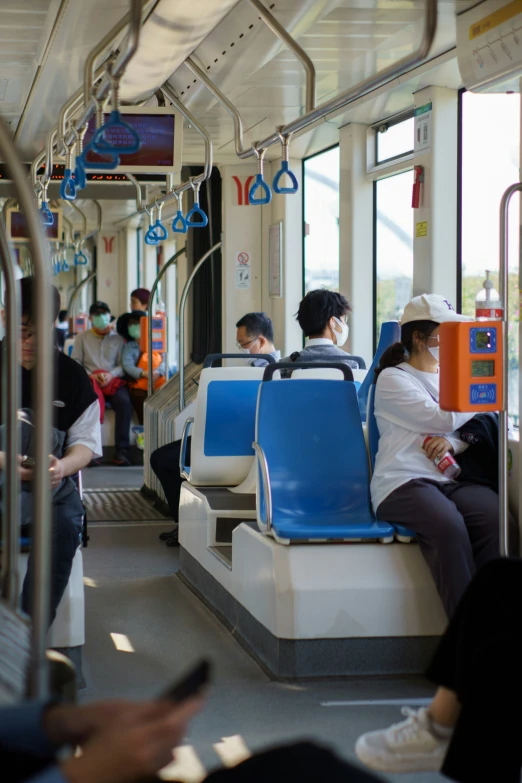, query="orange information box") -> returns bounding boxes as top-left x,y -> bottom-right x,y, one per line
140,314 -> 166,353
71,314 -> 88,334
439,320 -> 503,412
